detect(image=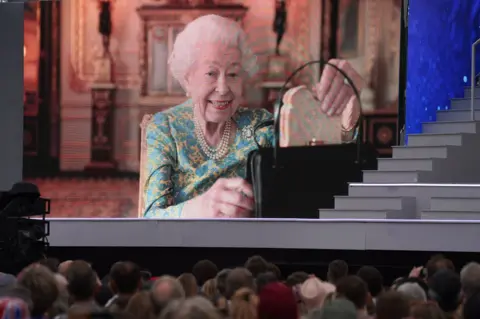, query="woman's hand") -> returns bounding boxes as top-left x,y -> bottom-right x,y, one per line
313,59 -> 365,131
191,177 -> 254,218
409,266 -> 424,278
